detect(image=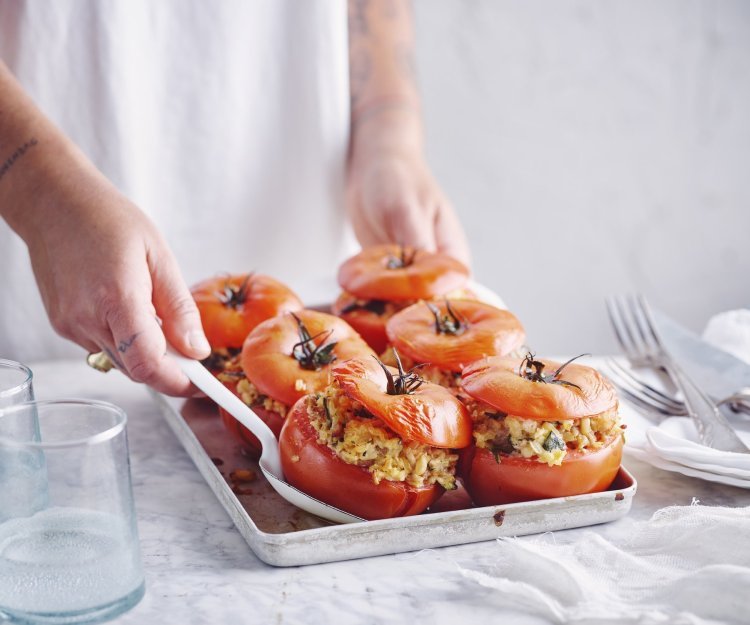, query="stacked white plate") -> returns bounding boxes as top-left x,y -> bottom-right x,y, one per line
621,401 -> 750,488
